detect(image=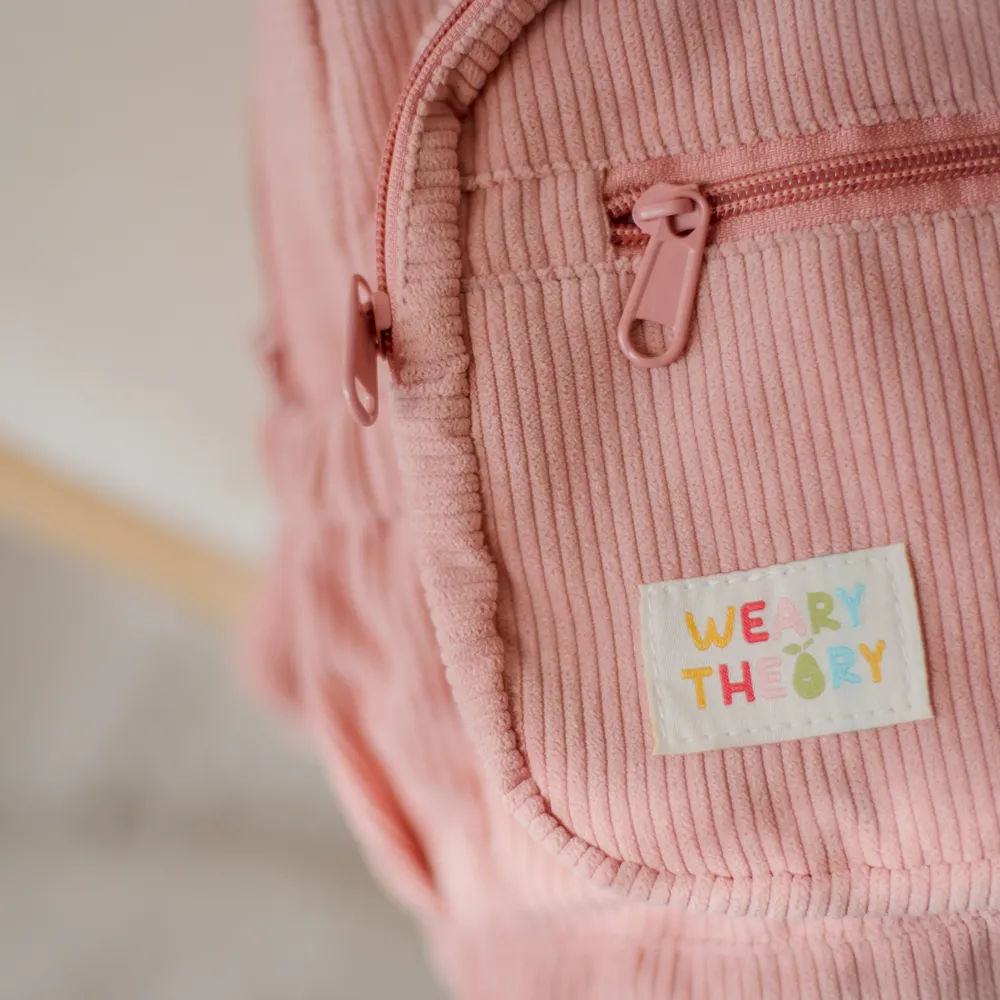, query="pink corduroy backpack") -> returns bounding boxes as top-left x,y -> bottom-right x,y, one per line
253,0 -> 1000,995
